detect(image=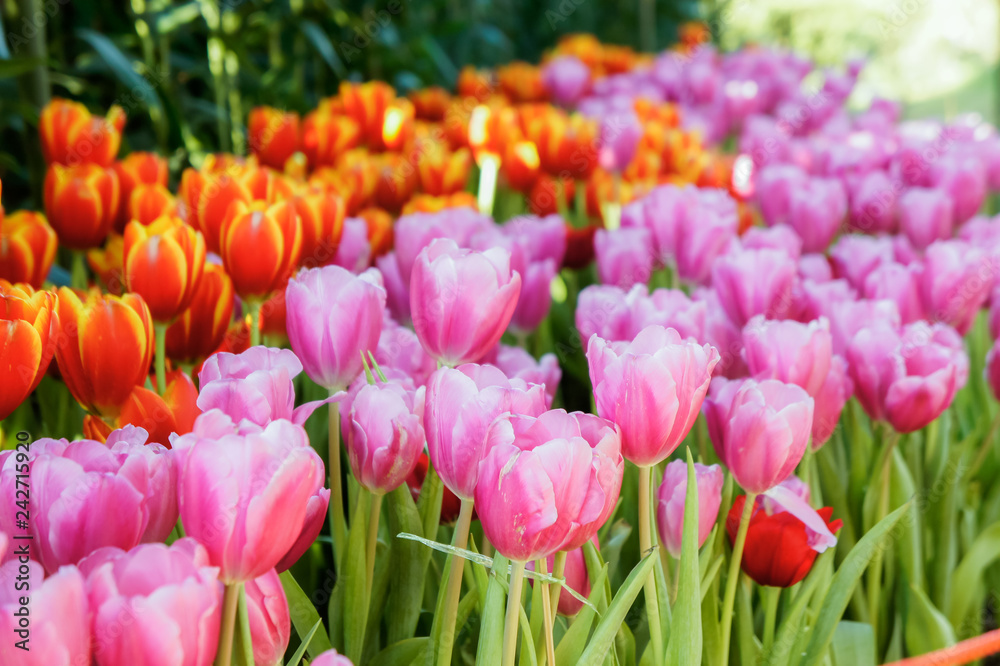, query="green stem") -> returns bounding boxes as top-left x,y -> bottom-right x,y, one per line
969,410 -> 1000,480
638,465 -> 664,666
762,586 -> 780,653
720,490 -> 757,662
502,560 -> 527,666
539,557 -> 556,666
215,582 -> 240,666
366,491 -> 382,595
236,584 -> 254,666
154,323 -> 168,395
548,550 -> 568,621
329,398 -> 347,572
248,301 -> 261,347
554,179 -> 572,223
71,251 -> 88,290
866,429 -> 899,636
436,498 -> 476,666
